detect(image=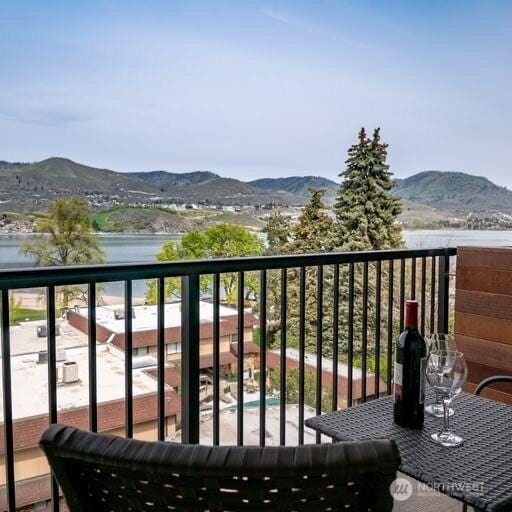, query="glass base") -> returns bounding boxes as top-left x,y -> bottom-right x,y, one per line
425,404 -> 454,417
431,431 -> 464,447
